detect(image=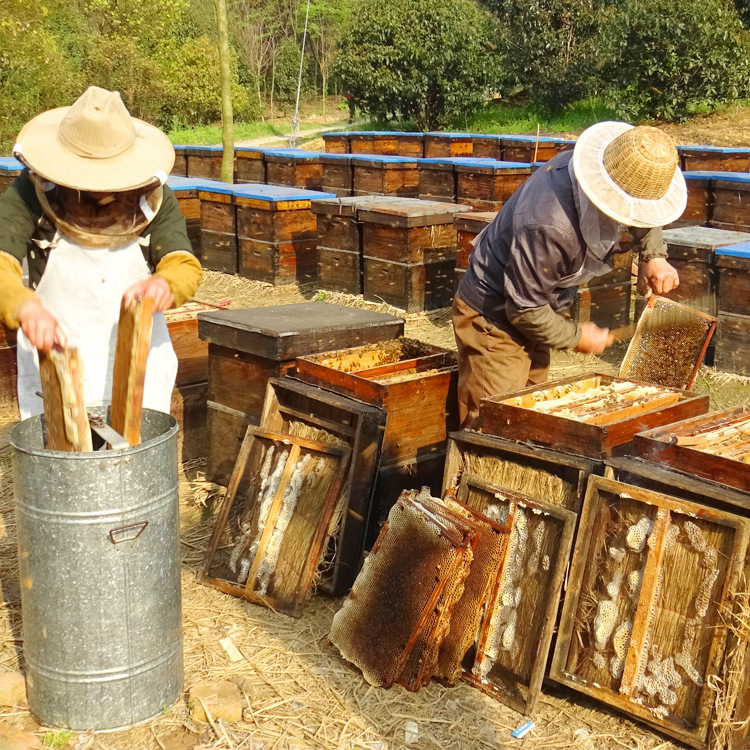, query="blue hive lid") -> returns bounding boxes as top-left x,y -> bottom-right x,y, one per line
682,170 -> 728,180
180,144 -> 223,152
454,158 -> 532,169
0,157 -> 23,172
231,183 -> 336,202
167,176 -> 223,191
349,131 -> 422,137
424,132 -> 474,139
262,148 -> 325,159
716,241 -> 750,258
501,134 -> 559,143
711,172 -> 750,183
